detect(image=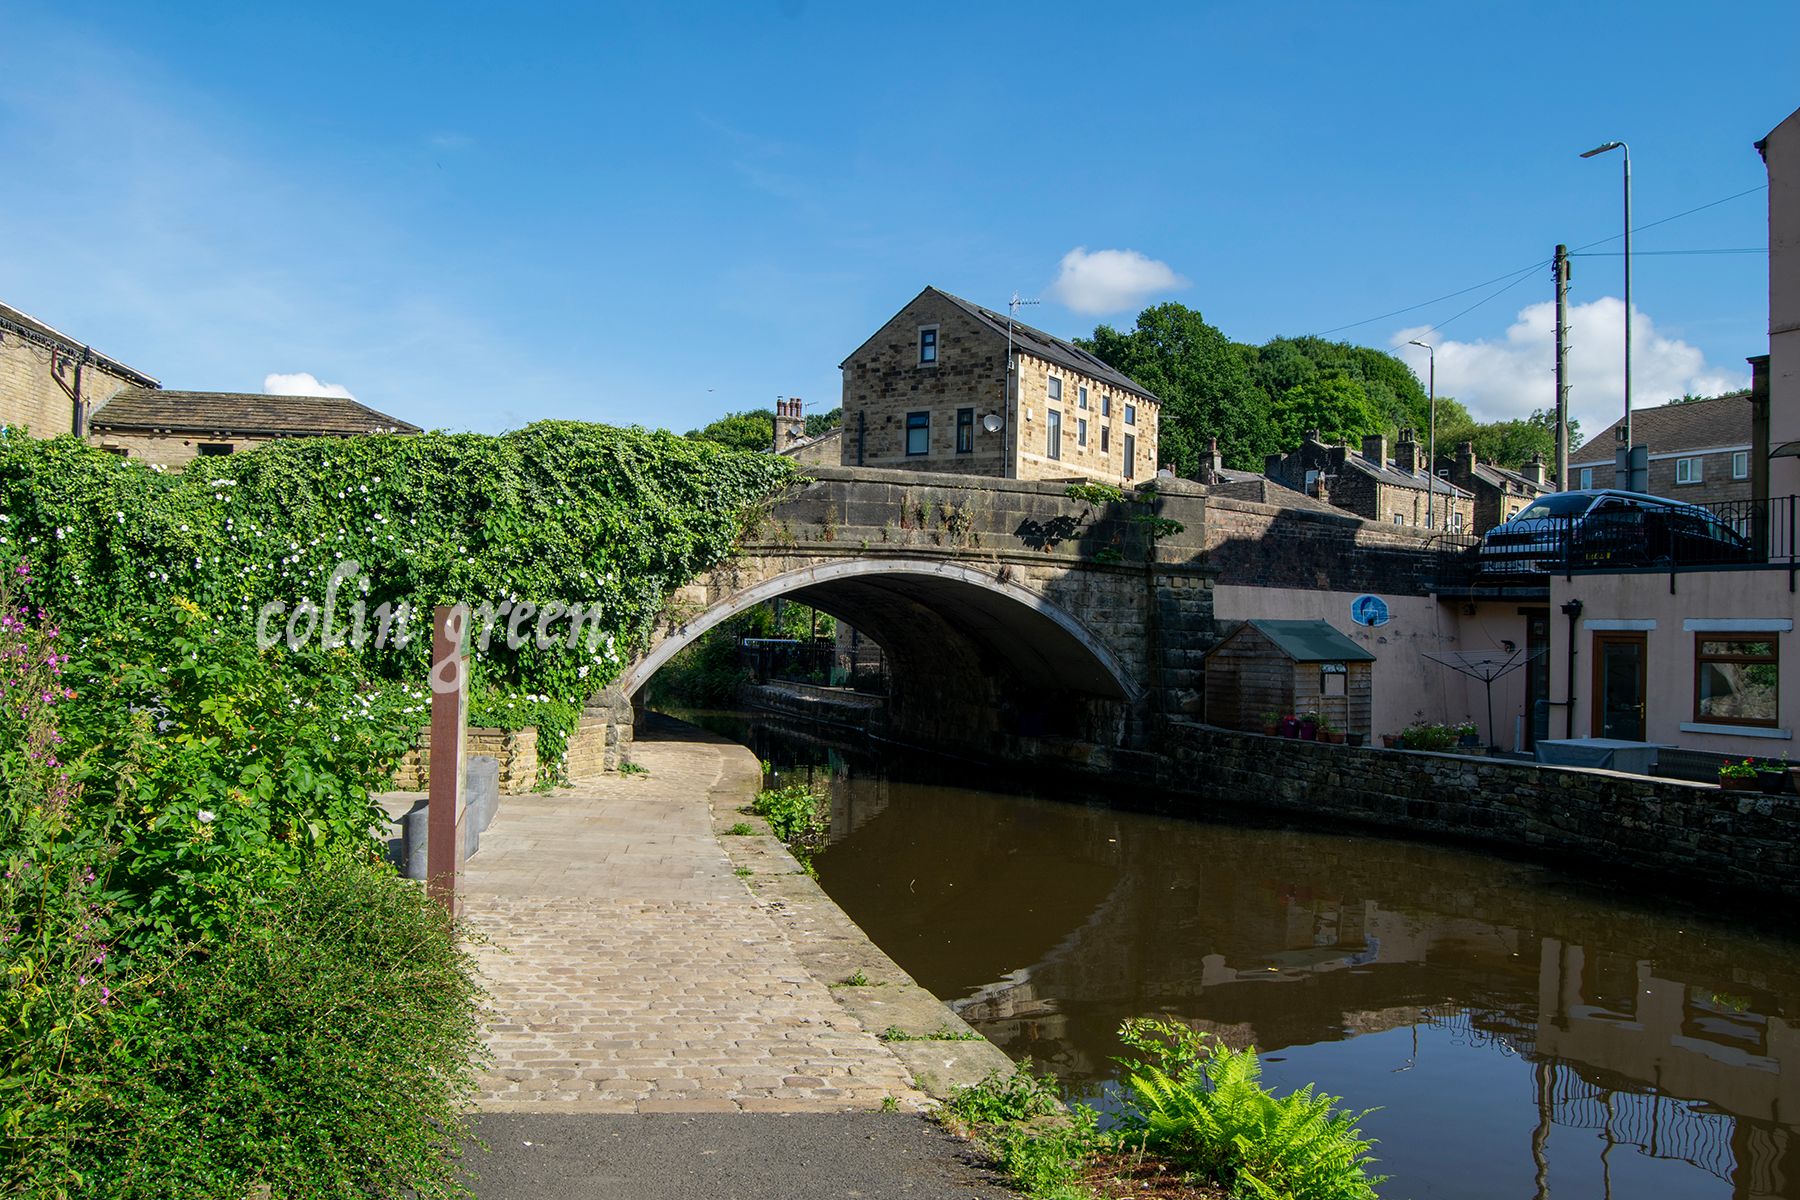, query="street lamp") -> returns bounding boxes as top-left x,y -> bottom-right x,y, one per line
1408,339 -> 1436,530
1580,140 -> 1632,478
